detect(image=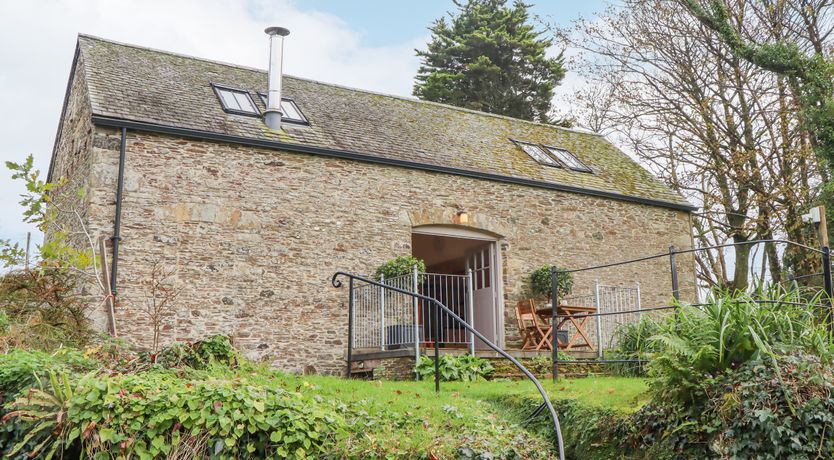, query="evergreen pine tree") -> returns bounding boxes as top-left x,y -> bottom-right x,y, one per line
413,0 -> 565,123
